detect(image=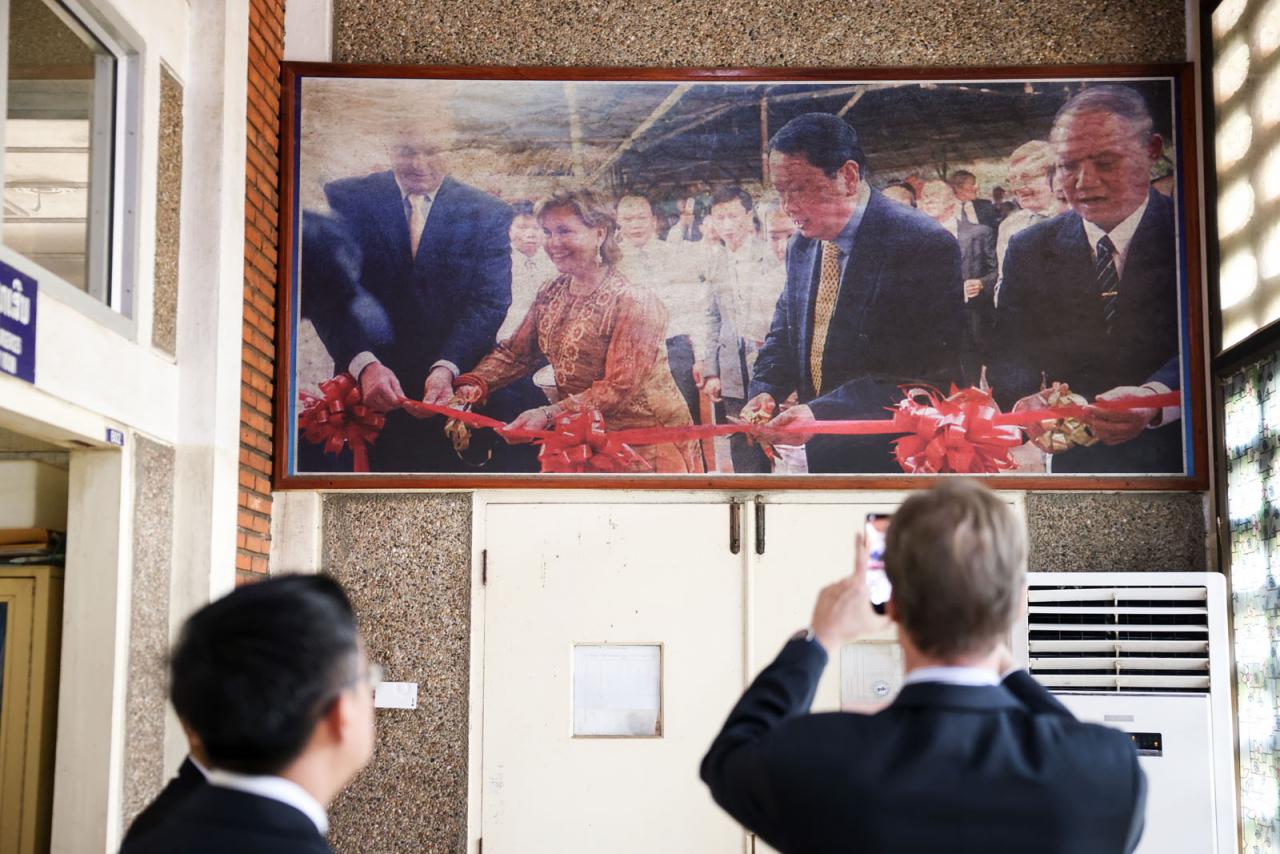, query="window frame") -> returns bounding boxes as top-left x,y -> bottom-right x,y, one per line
0,0 -> 141,330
